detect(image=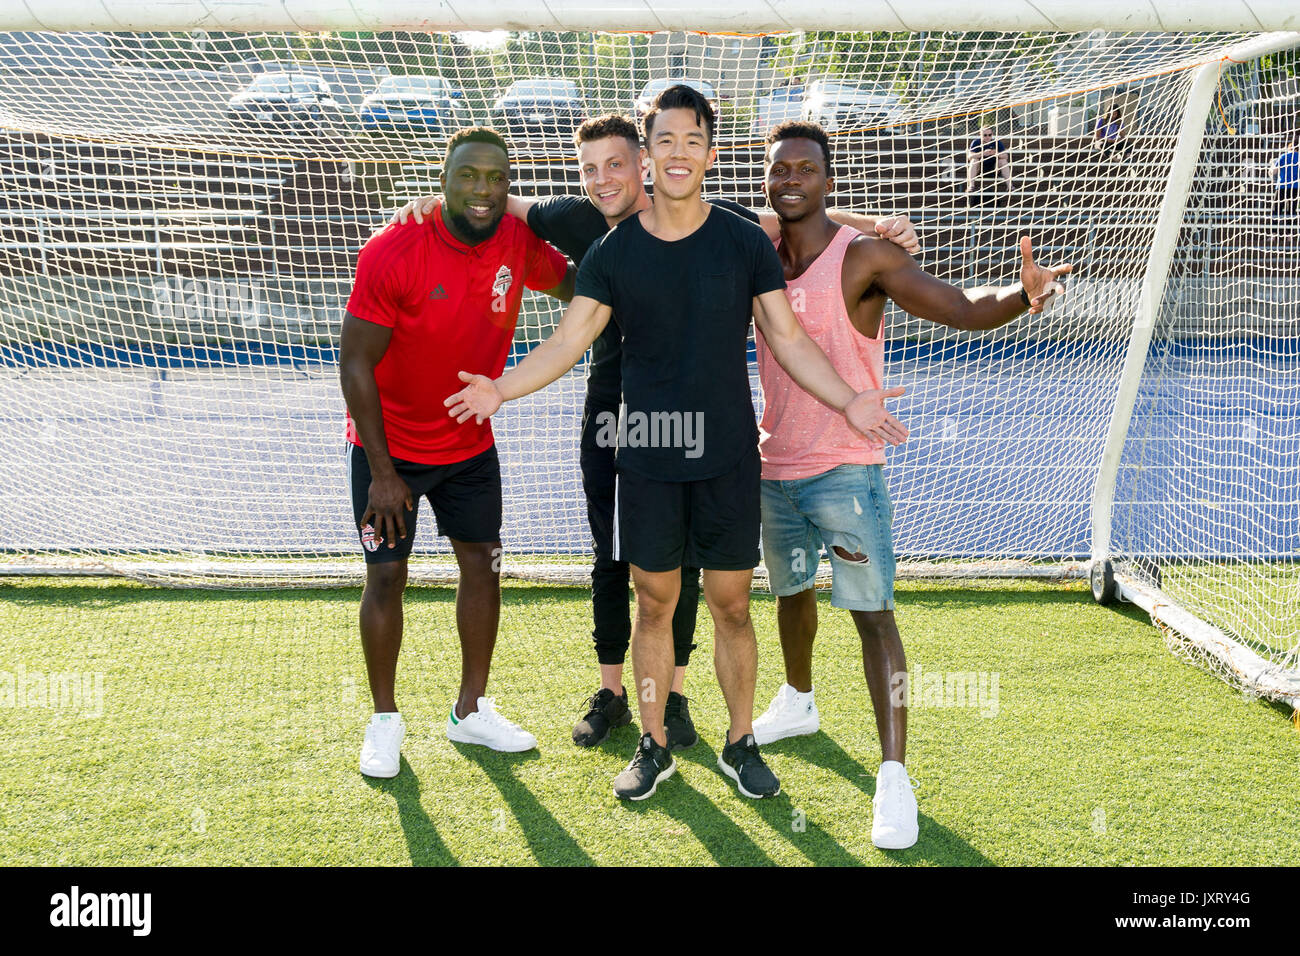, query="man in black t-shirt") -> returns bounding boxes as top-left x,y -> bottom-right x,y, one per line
396,115 -> 918,756
446,86 -> 908,803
